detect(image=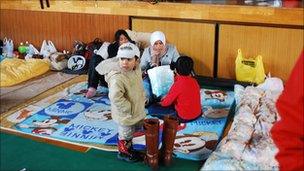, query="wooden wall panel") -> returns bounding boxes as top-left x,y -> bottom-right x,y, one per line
218,24 -> 303,82
2,0 -> 303,26
0,9 -> 129,51
132,18 -> 215,77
